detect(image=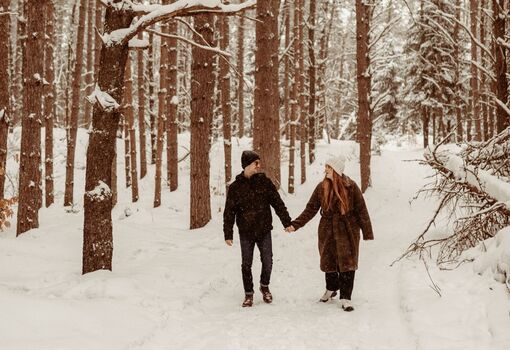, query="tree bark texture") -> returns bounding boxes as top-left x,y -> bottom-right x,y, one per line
220,13 -> 232,188
190,14 -> 215,229
44,0 -> 56,207
493,0 -> 509,133
65,0 -> 88,206
237,14 -> 245,138
82,7 -> 134,274
148,30 -> 156,165
137,31 -> 147,178
17,0 -> 45,235
355,0 -> 372,192
297,0 -> 306,185
454,0 -> 463,142
307,0 -> 317,164
0,0 -> 10,199
166,17 -> 178,192
283,0 -> 290,141
469,0 -> 481,141
154,22 -> 168,208
254,0 -> 281,187
84,0 -> 95,127
125,56 -> 139,202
